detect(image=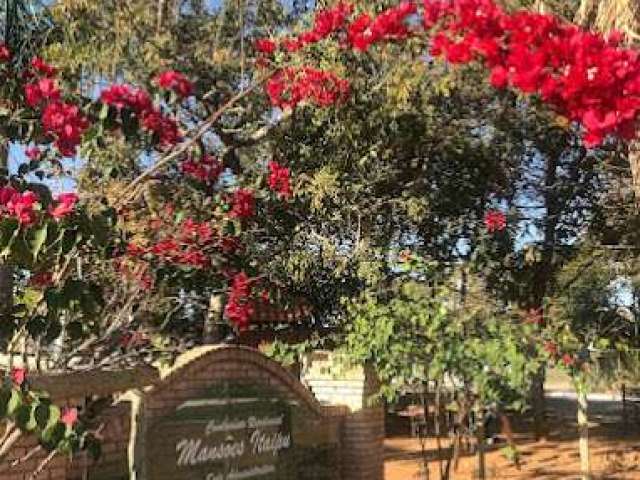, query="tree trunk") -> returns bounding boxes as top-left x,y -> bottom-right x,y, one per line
475,408 -> 486,480
531,366 -> 548,440
576,381 -> 592,480
435,383 -> 446,480
629,141 -> 640,208
0,264 -> 12,317
203,293 -> 224,343
0,142 -> 11,322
